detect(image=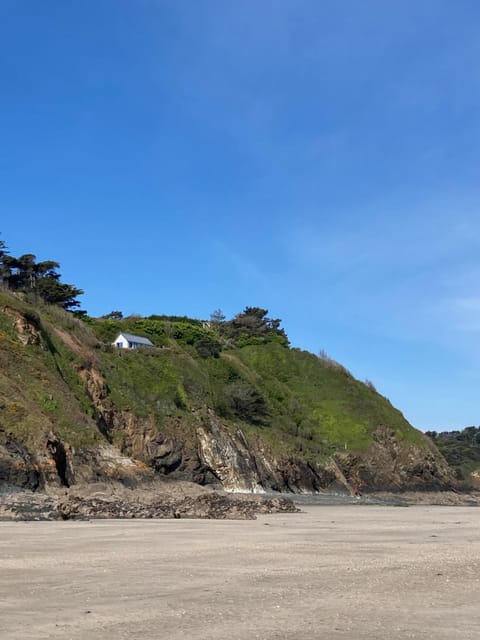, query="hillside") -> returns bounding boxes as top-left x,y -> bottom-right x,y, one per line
0,290 -> 454,493
426,428 -> 480,488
